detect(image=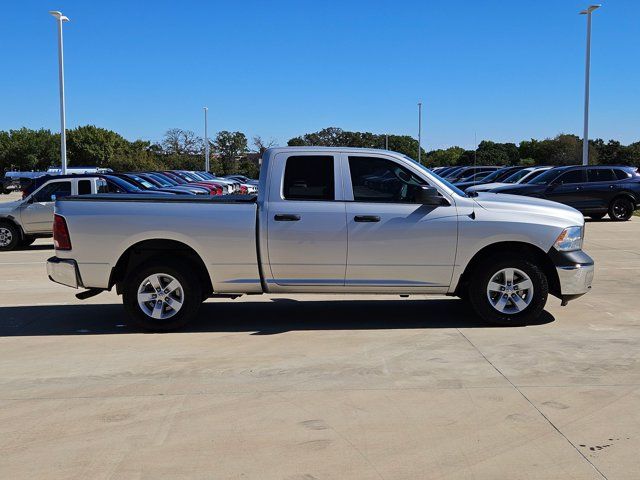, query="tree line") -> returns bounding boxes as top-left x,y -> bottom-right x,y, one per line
288,127 -> 640,168
1,125 -> 638,179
